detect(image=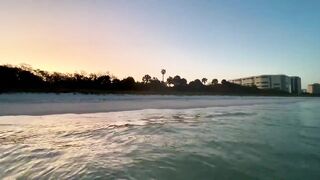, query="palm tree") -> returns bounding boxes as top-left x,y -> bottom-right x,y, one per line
211,79 -> 218,85
201,78 -> 208,85
142,74 -> 151,84
161,69 -> 166,82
